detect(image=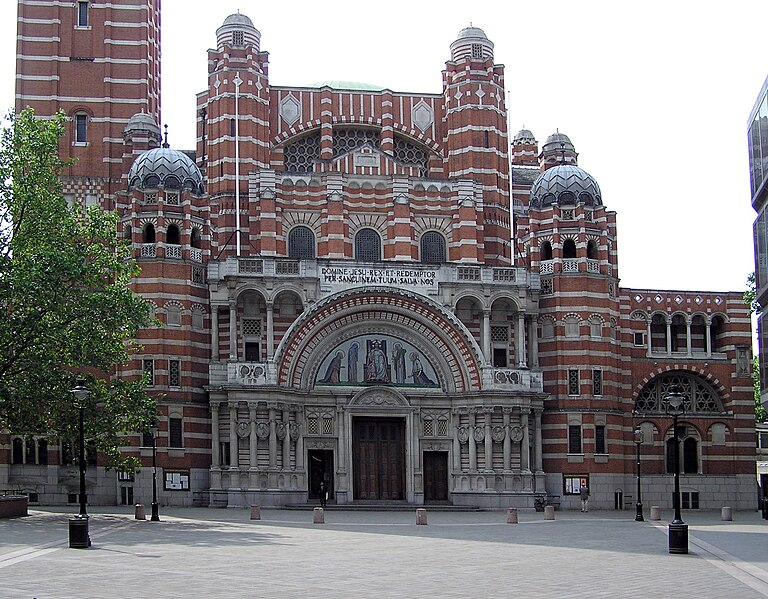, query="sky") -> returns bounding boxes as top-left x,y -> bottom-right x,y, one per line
2,0 -> 767,294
